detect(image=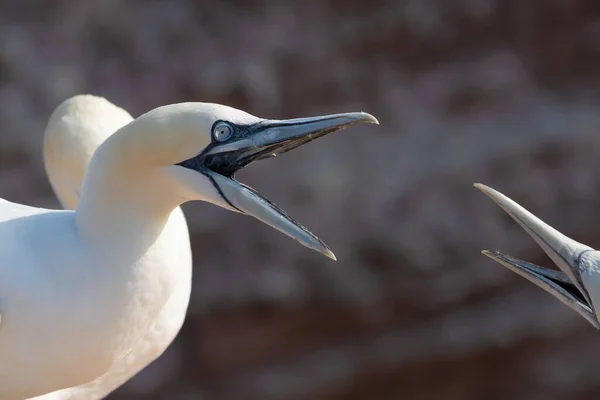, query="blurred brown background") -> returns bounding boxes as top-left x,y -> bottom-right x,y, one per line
2,0 -> 600,399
